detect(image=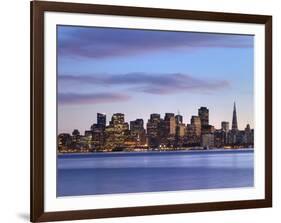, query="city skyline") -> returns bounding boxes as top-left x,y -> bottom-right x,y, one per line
58,25 -> 254,133
58,103 -> 250,135
58,103 -> 254,153
58,102 -> 253,134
